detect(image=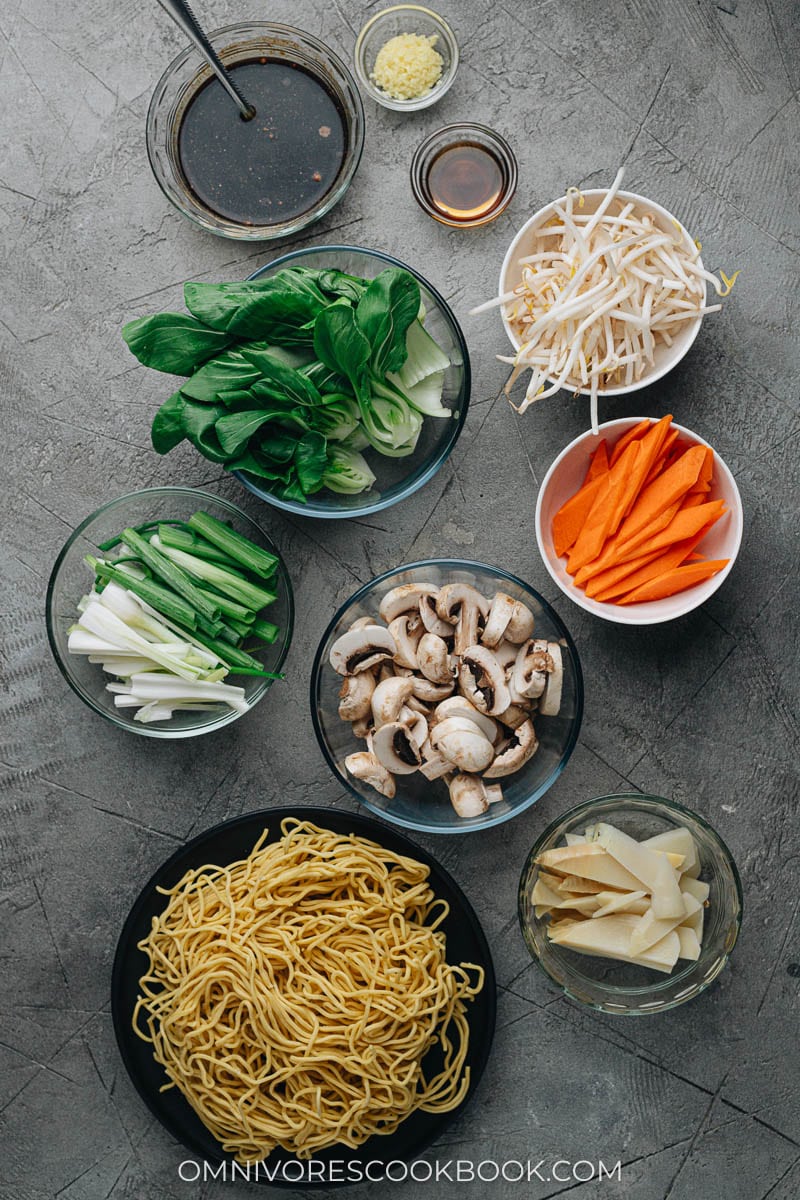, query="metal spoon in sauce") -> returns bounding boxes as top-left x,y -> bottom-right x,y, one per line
156,0 -> 256,120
